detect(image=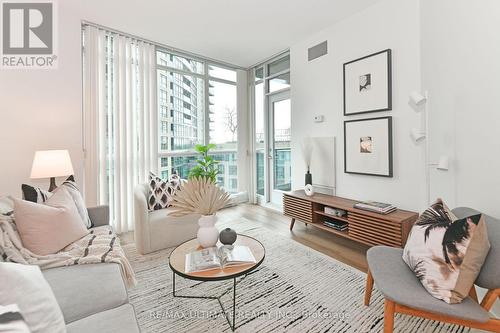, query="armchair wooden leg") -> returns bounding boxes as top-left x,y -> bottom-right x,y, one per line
468,285 -> 478,303
480,289 -> 499,311
384,299 -> 395,333
364,270 -> 374,306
